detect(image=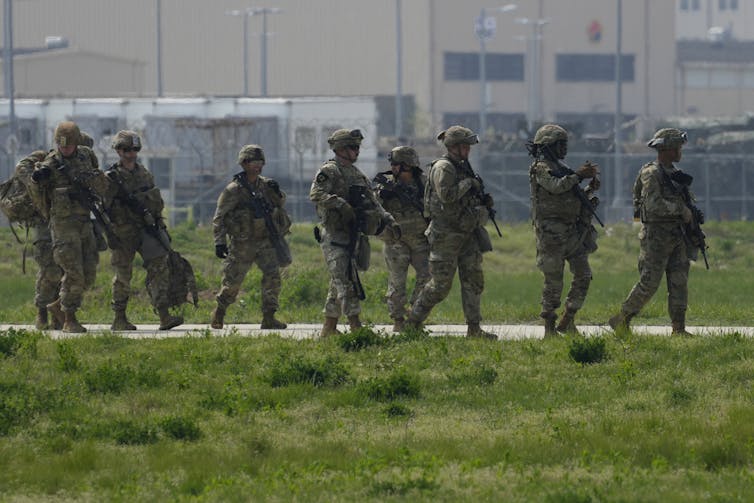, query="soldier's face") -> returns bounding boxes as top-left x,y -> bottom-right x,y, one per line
554,140 -> 568,159
242,160 -> 264,177
58,144 -> 76,158
455,144 -> 471,160
672,146 -> 683,162
117,147 -> 139,164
